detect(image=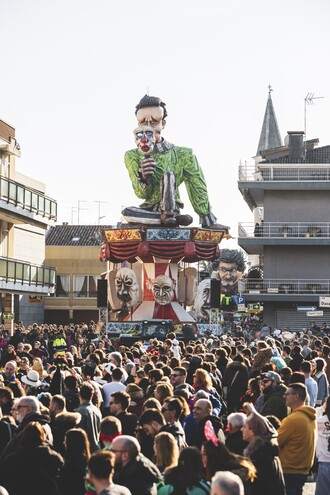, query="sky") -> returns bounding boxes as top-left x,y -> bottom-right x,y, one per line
1,0 -> 330,249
